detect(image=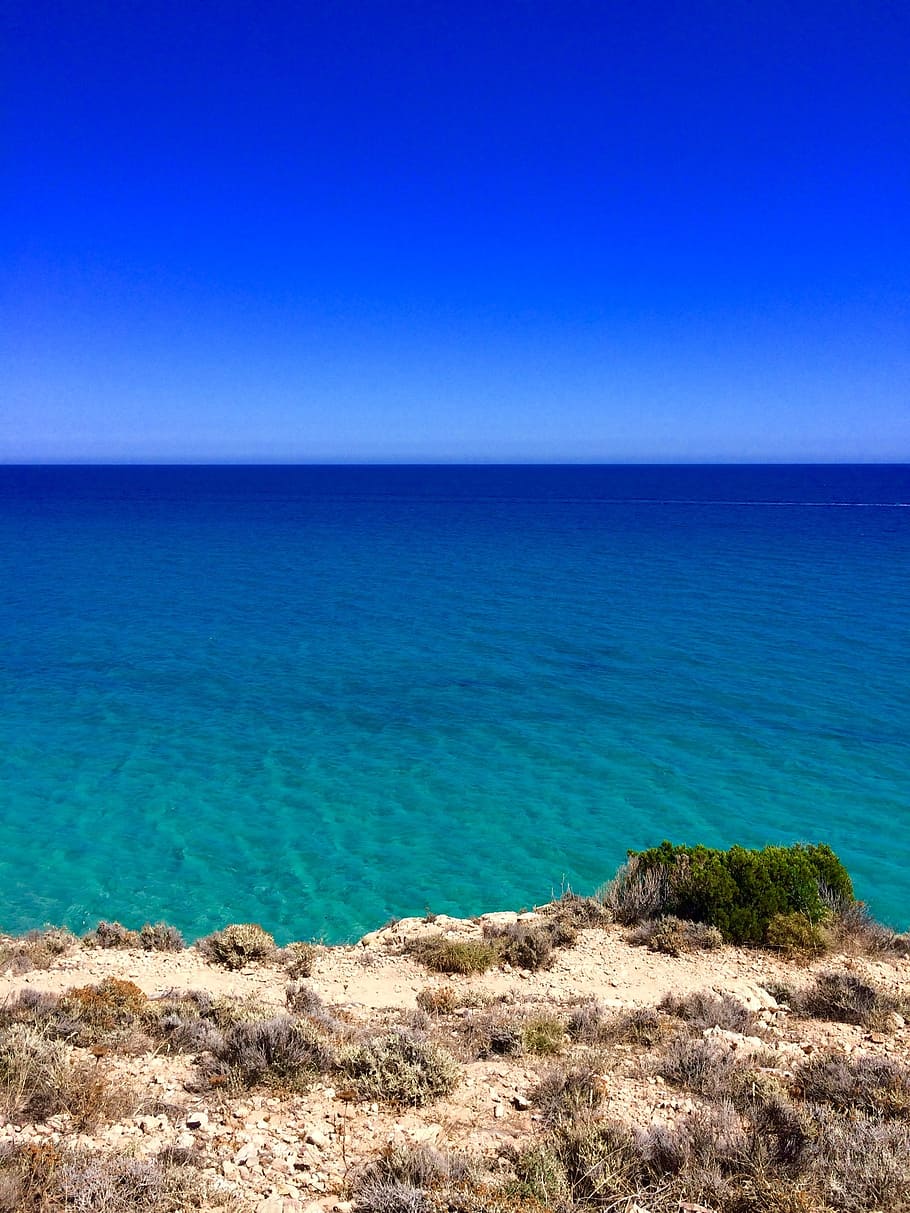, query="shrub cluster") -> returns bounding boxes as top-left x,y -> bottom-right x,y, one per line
605,841 -> 853,944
